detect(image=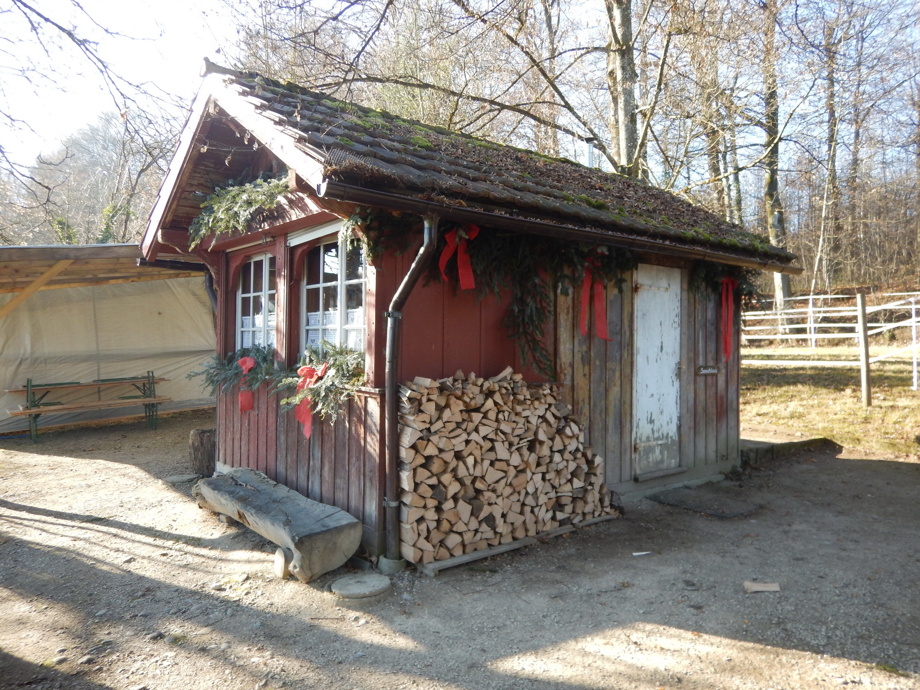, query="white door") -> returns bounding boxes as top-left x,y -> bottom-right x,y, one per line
633,264 -> 681,478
